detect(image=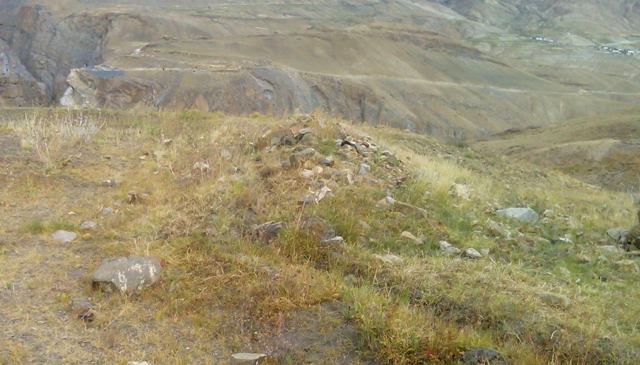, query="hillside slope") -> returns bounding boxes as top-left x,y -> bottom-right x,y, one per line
1,0 -> 639,139
1,109 -> 639,364
474,110 -> 640,192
